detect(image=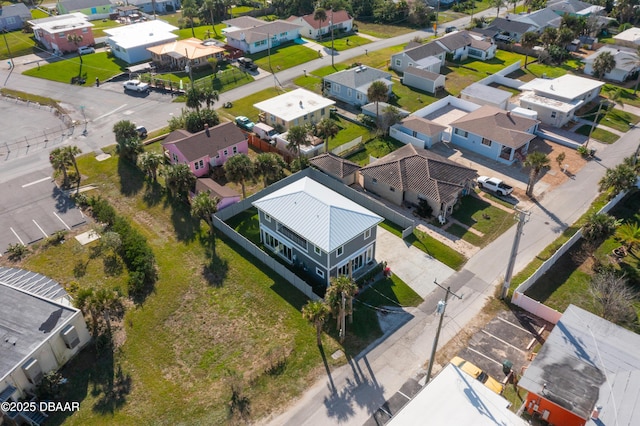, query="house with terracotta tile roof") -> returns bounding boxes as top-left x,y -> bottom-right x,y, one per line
359,144 -> 476,217
147,38 -> 224,71
192,178 -> 240,210
286,9 -> 353,40
450,105 -> 539,165
309,153 -> 361,185
162,122 -> 248,177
